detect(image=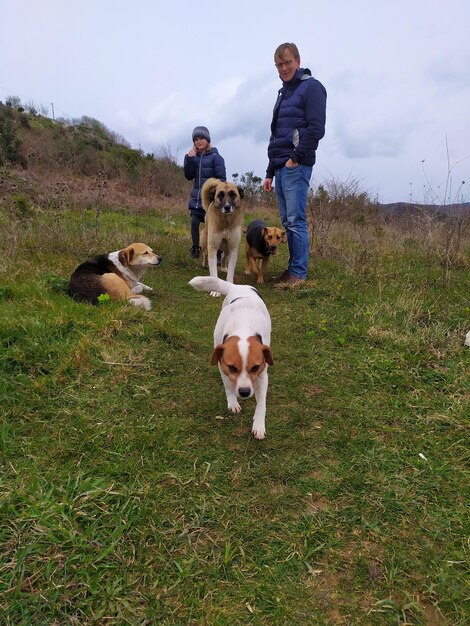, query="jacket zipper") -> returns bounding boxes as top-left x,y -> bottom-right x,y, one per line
196,153 -> 204,208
